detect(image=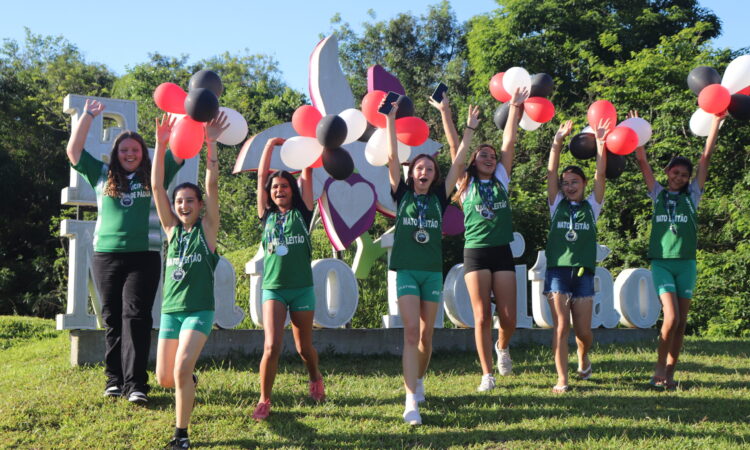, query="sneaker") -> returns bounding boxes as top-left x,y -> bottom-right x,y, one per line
403,400 -> 422,426
309,378 -> 326,402
415,378 -> 425,403
128,391 -> 148,404
477,374 -> 496,392
252,400 -> 271,421
103,386 -> 122,398
167,437 -> 190,449
496,342 -> 513,376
